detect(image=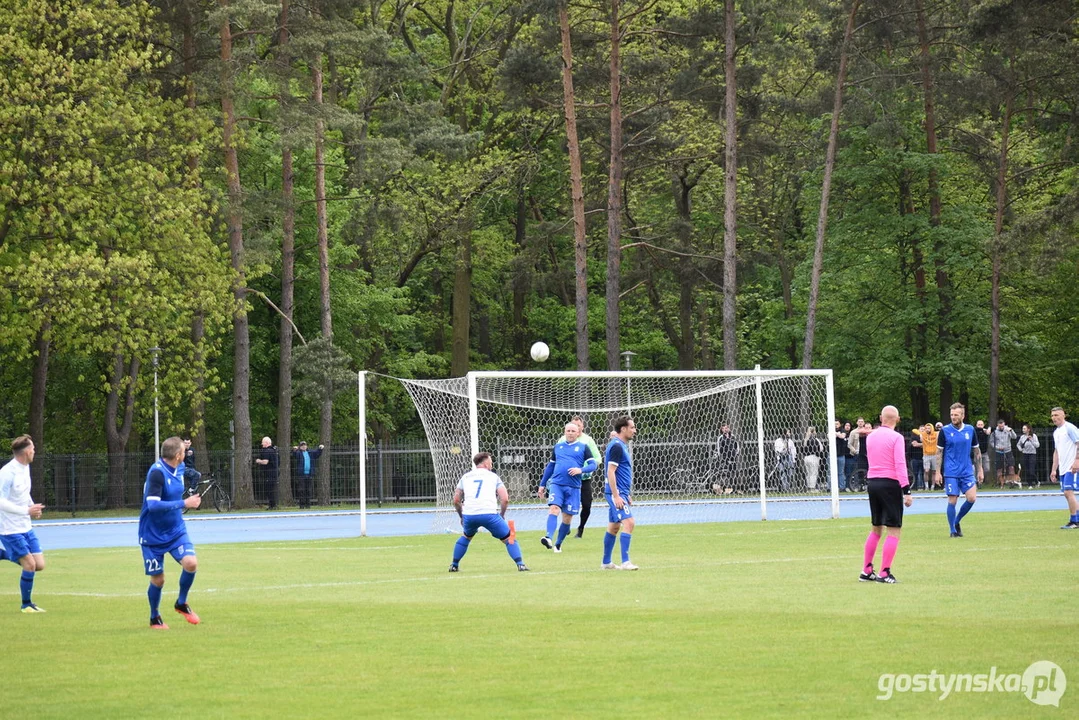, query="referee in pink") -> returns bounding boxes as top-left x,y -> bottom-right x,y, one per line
859,405 -> 913,584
